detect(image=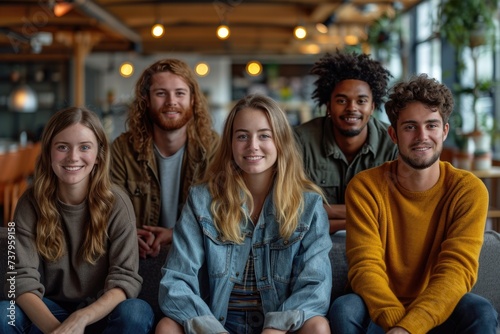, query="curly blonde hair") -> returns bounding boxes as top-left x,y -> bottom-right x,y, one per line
34,107 -> 113,264
203,95 -> 325,243
126,58 -> 215,168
